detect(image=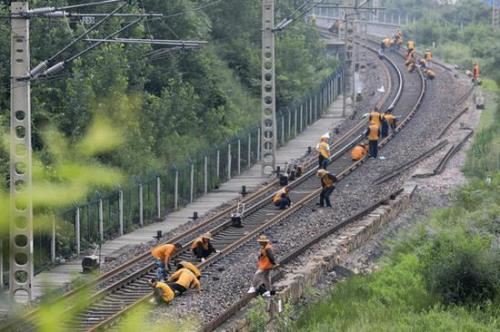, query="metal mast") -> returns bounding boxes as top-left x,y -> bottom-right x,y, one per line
10,1 -> 34,302
494,0 -> 500,28
261,0 -> 277,175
